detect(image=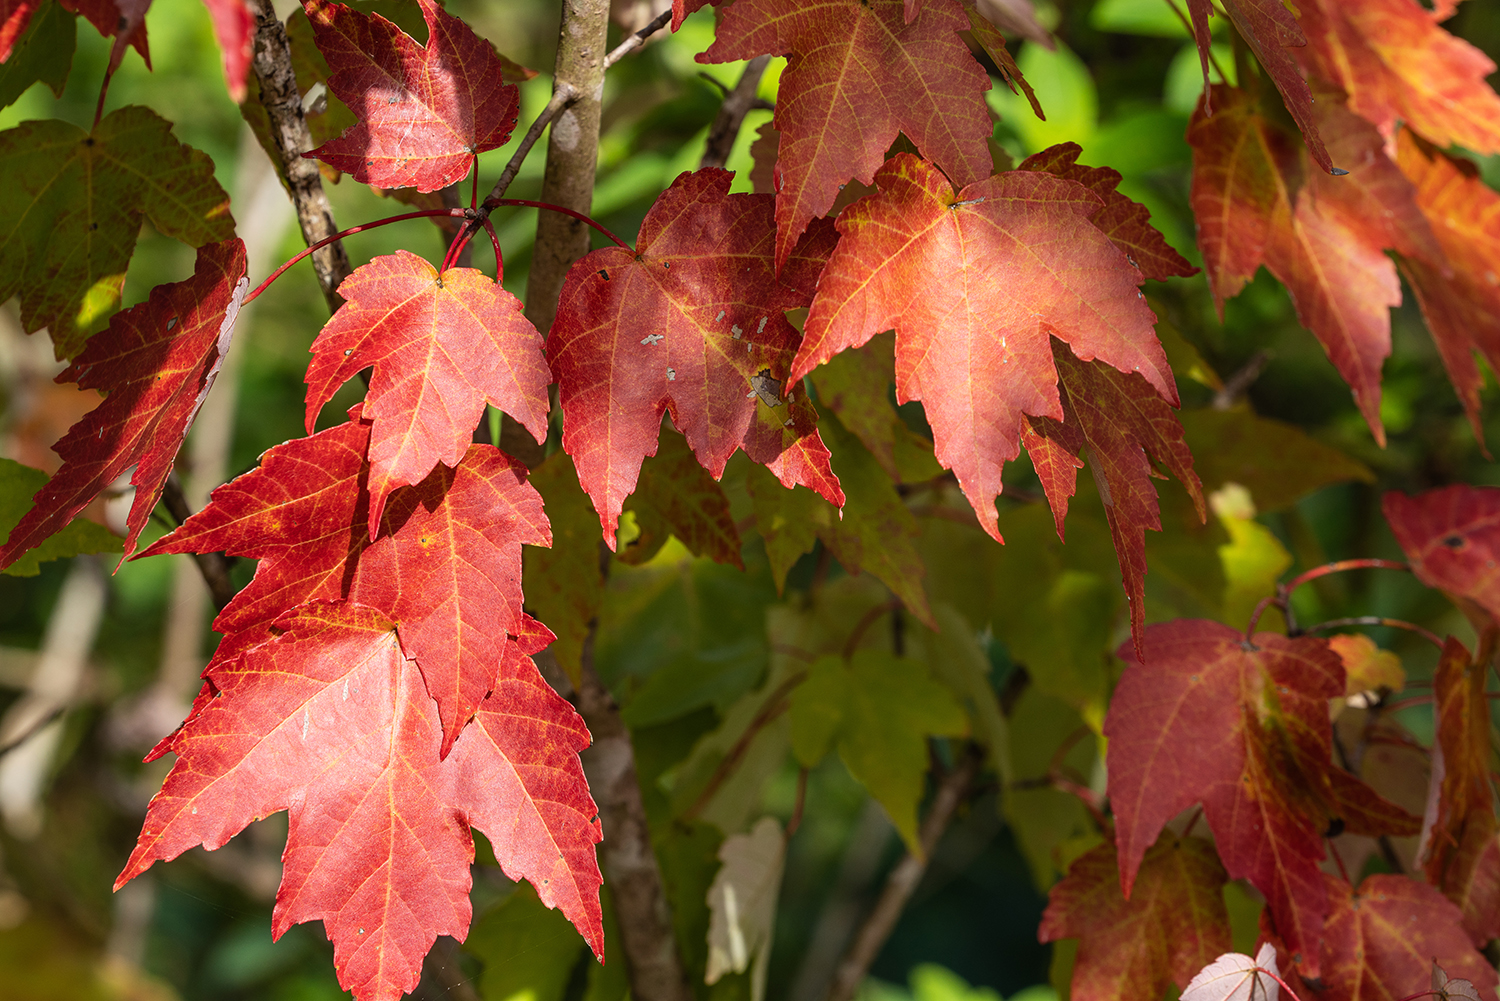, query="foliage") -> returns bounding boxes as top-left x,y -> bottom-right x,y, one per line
0,1 -> 1499,1001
